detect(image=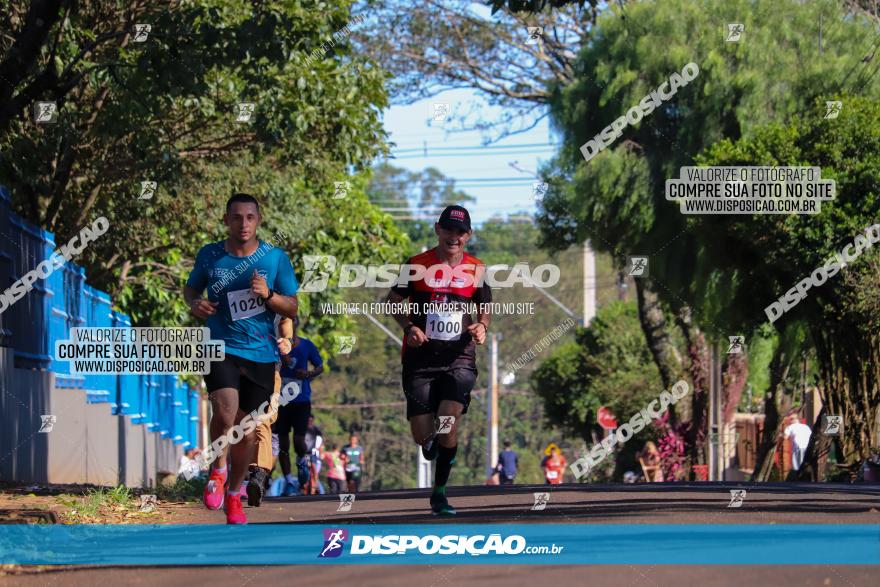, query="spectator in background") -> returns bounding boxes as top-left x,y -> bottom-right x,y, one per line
638,441 -> 664,482
495,440 -> 518,485
784,414 -> 812,471
541,445 -> 566,484
178,448 -> 205,480
342,434 -> 365,493
323,443 -> 347,494
304,415 -> 324,494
